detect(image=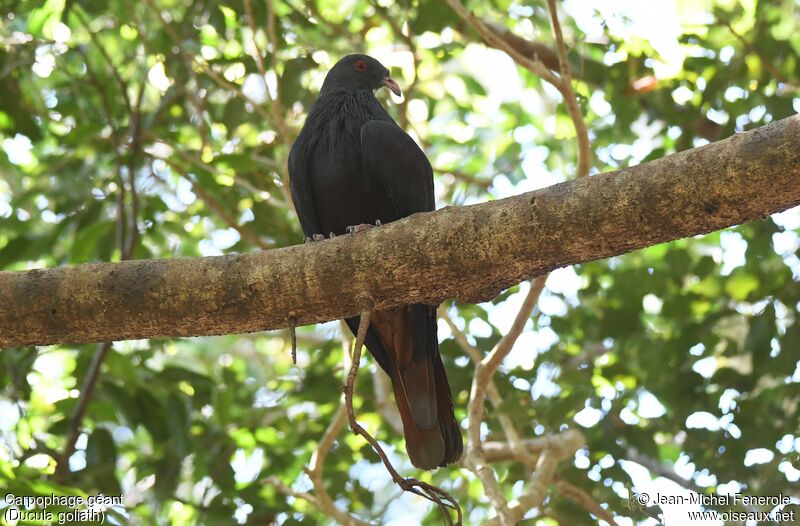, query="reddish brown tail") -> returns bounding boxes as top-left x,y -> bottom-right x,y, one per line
348,305 -> 462,469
